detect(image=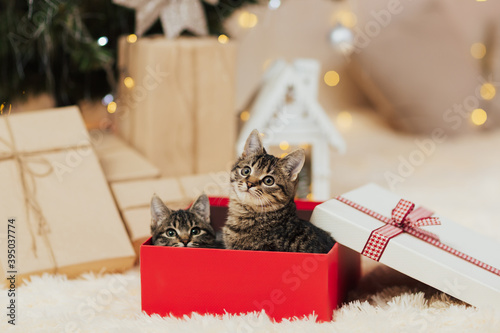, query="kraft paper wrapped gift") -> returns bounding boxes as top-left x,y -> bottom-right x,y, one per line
116,36 -> 236,177
92,131 -> 160,183
0,107 -> 135,283
111,174 -> 228,255
311,183 -> 500,309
